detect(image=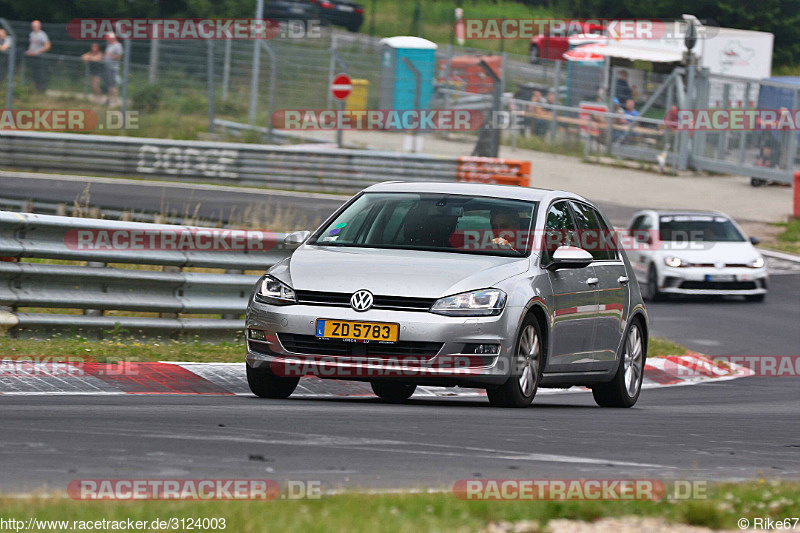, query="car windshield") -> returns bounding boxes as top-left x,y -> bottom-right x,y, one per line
659,215 -> 745,242
310,192 -> 537,257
